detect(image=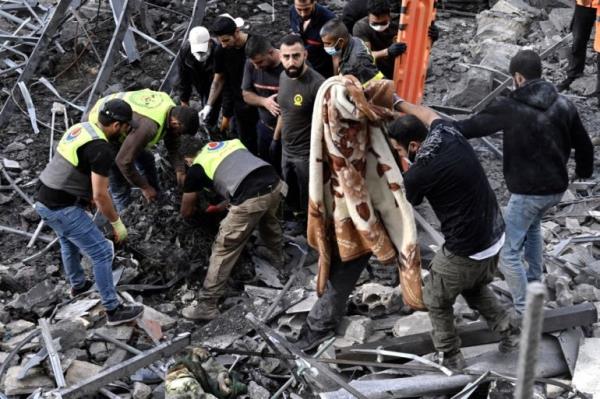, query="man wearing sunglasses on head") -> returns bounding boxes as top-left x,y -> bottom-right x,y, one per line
35,99 -> 144,325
